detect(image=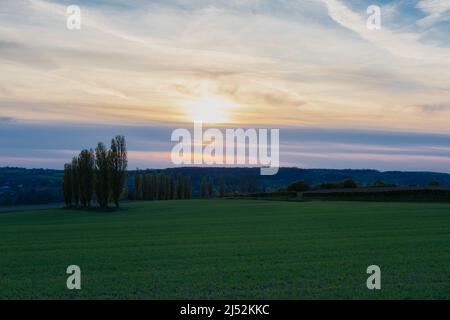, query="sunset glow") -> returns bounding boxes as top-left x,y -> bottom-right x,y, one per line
183,96 -> 237,124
